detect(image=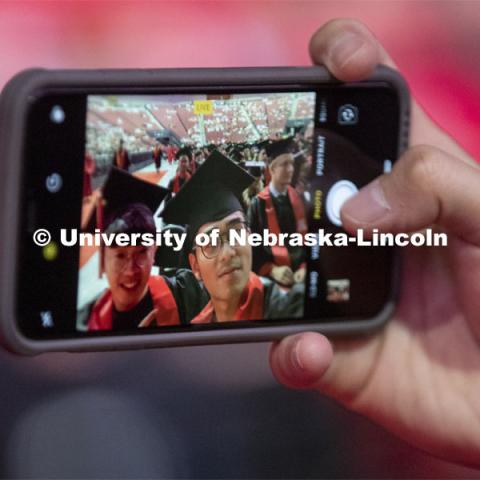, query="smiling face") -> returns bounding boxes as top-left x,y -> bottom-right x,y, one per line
189,211 -> 252,305
103,245 -> 156,311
